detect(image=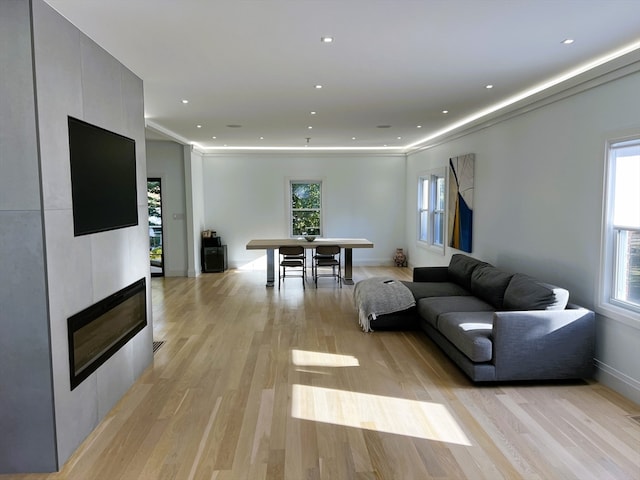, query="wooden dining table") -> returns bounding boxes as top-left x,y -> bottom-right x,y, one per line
246,238 -> 374,286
